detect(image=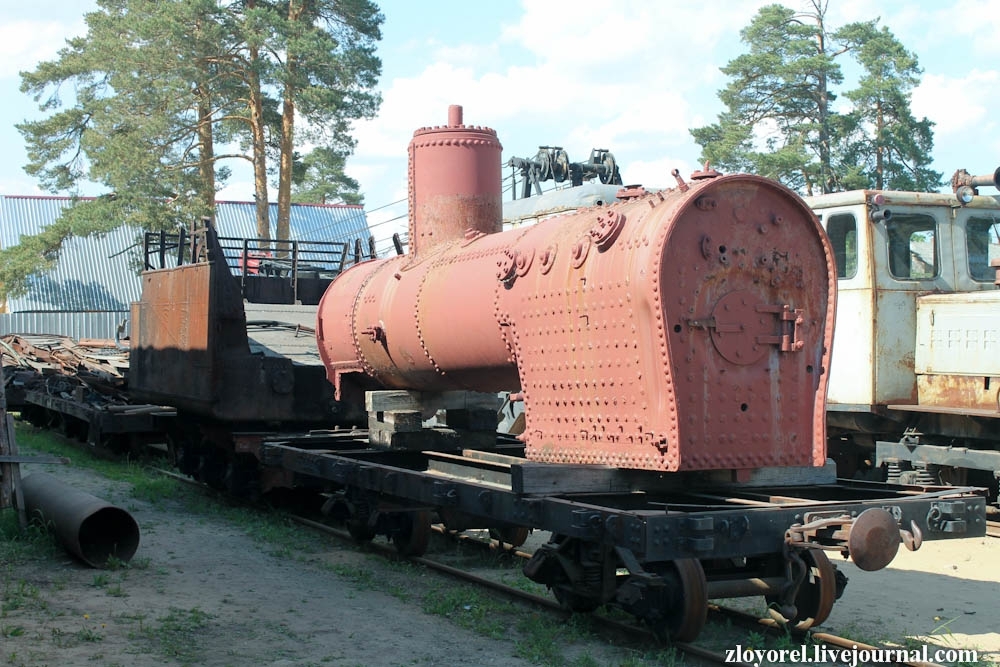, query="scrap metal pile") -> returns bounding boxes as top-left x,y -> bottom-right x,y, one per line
0,334 -> 131,411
